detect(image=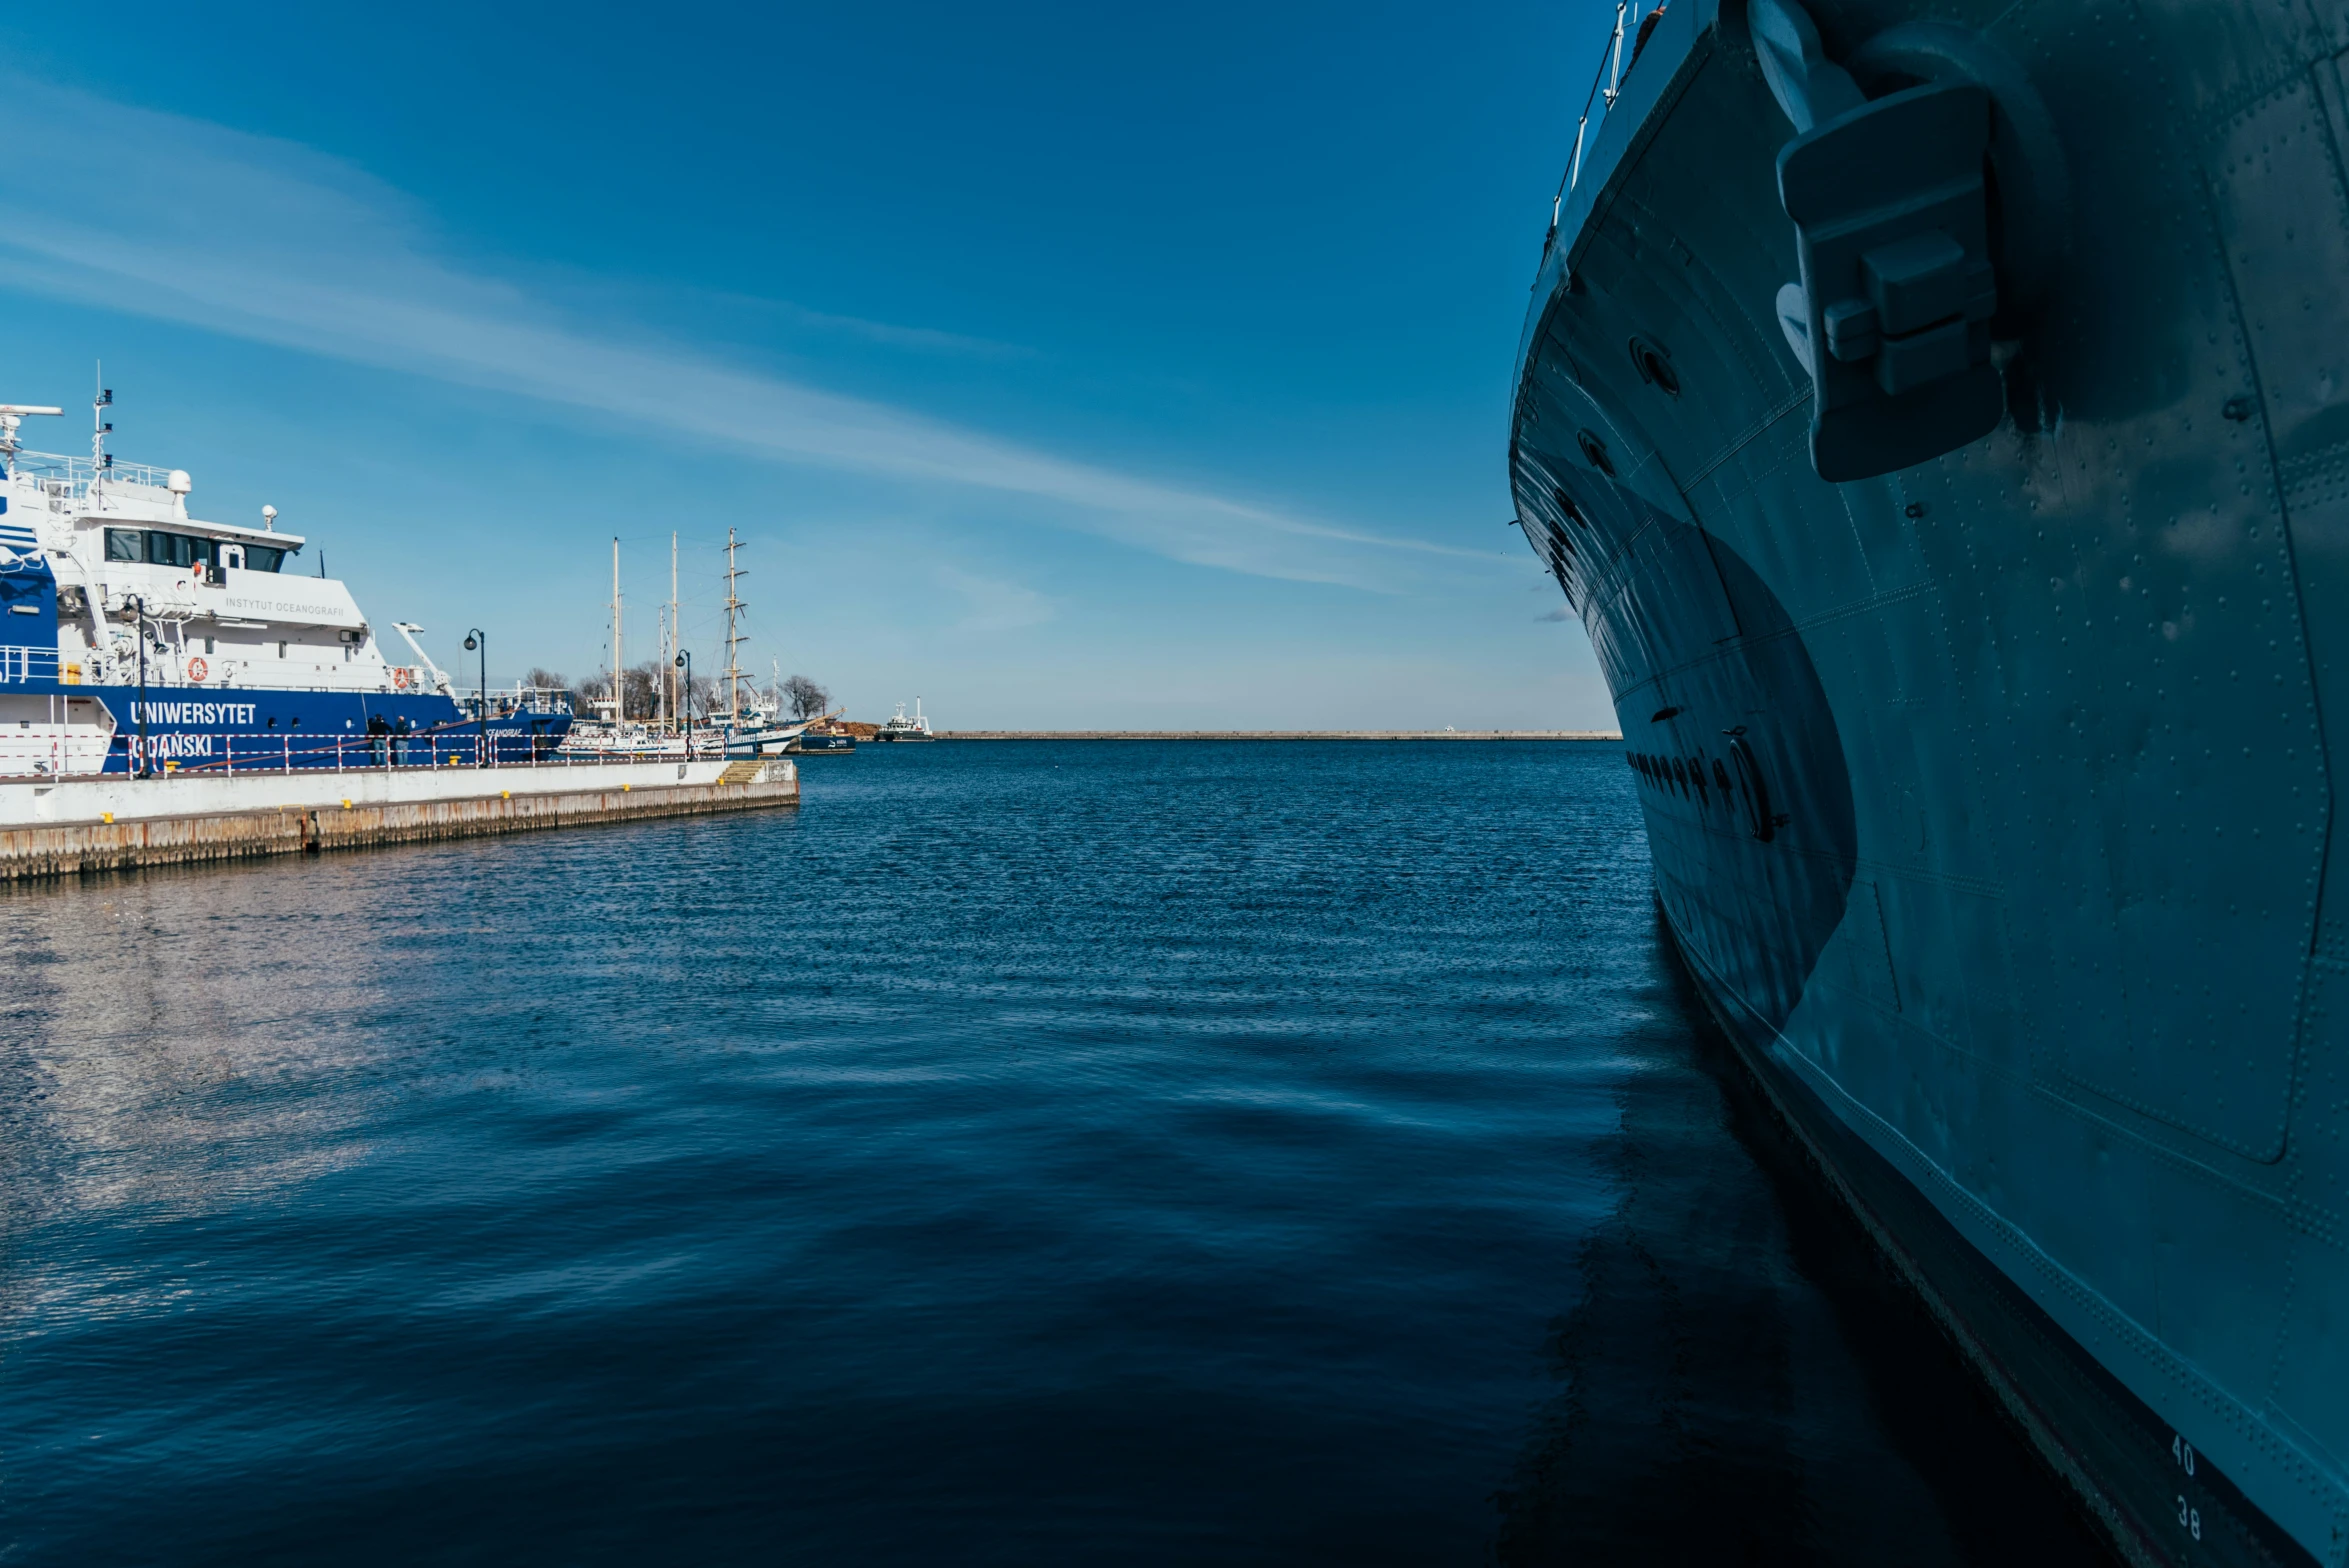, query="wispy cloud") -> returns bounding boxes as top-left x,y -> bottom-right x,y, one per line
936,565 -> 1056,632
777,302 -> 1038,360
655,283 -> 1040,359
0,75 -> 1483,591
